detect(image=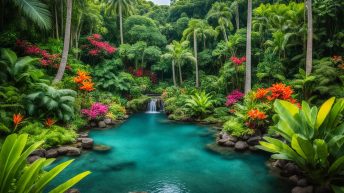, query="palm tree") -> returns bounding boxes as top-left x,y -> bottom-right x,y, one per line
6,0 -> 52,30
106,0 -> 135,45
306,0 -> 313,75
207,2 -> 233,42
183,19 -> 216,87
230,0 -> 243,31
54,0 -> 72,83
162,41 -> 196,86
245,0 -> 252,94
